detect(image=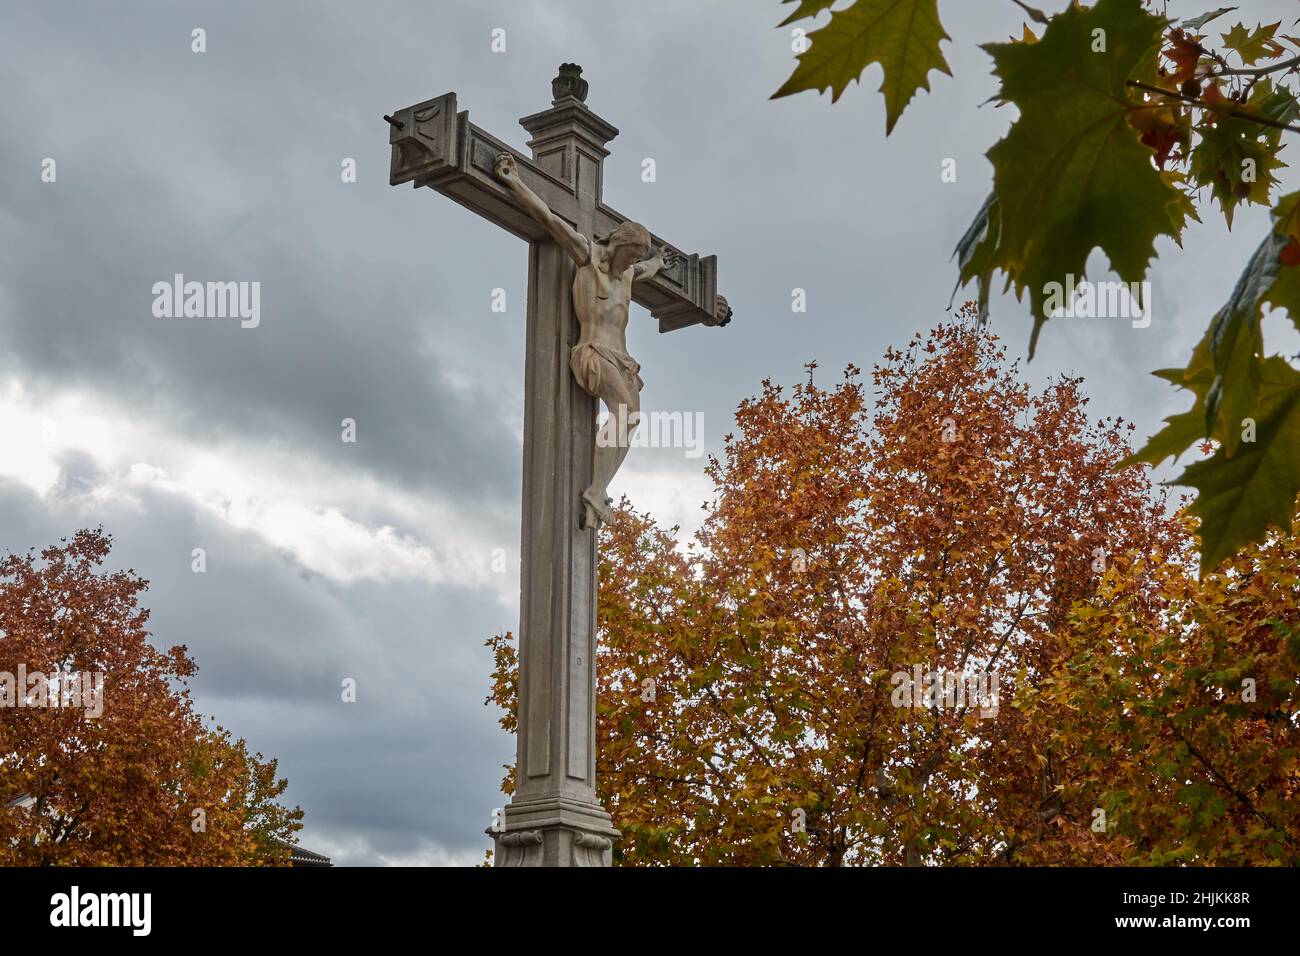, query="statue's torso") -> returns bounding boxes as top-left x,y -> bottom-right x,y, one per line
571,258 -> 633,359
